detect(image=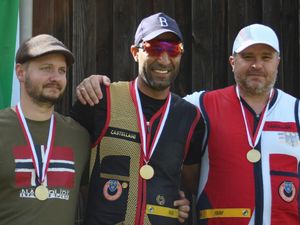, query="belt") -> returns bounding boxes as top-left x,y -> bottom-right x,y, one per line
146,204 -> 178,218
200,208 -> 251,219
